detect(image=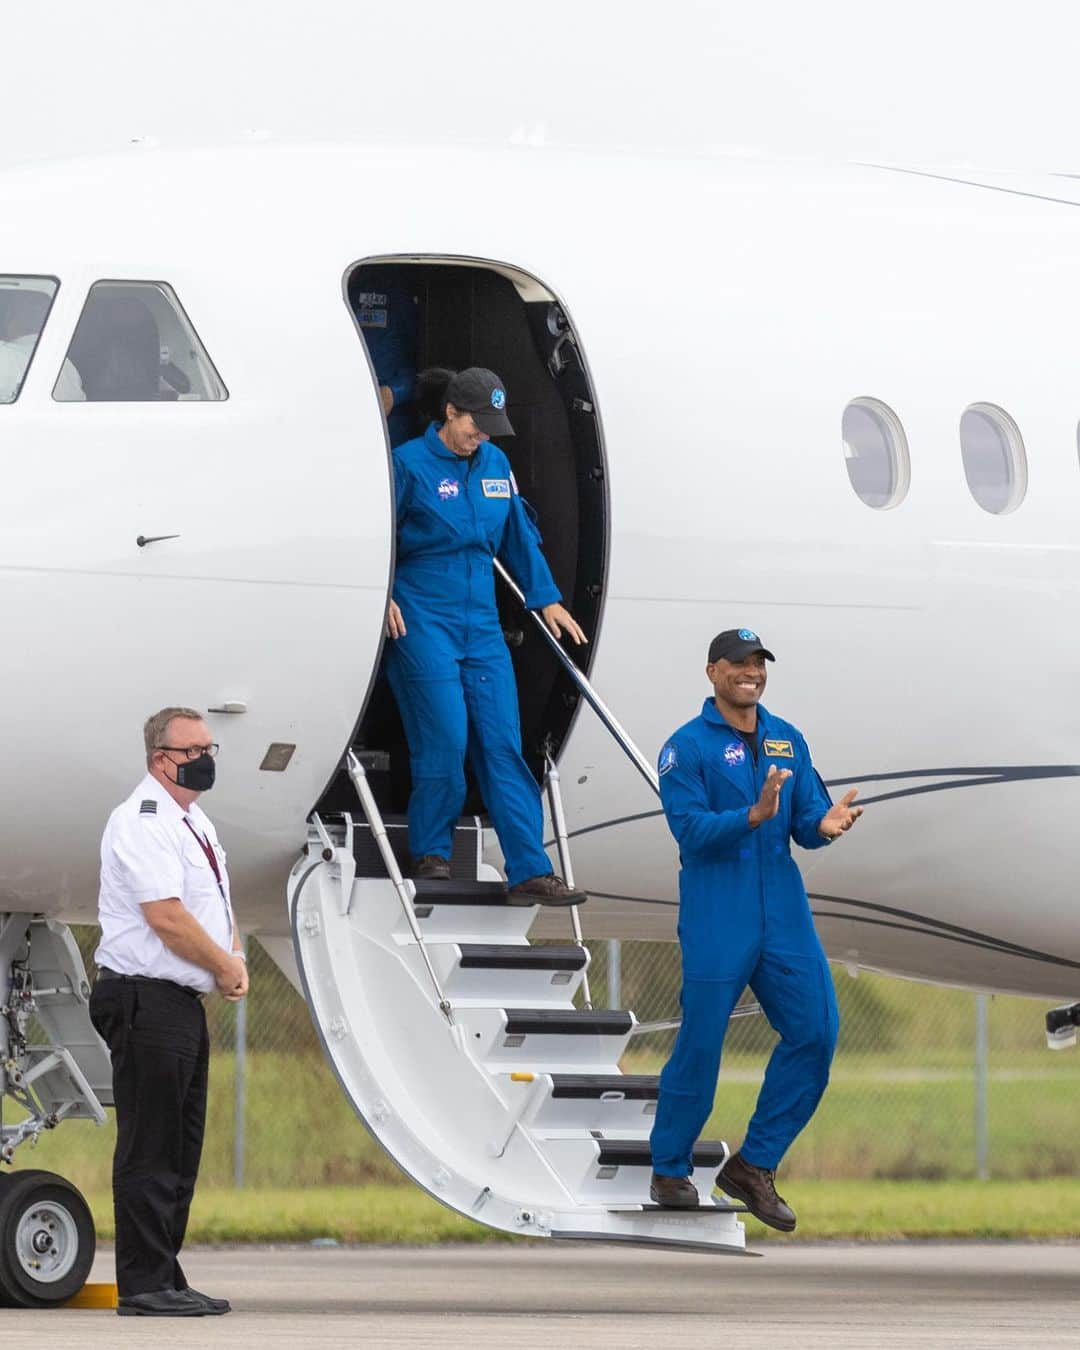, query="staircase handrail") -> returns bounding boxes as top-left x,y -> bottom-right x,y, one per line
493,559 -> 659,798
